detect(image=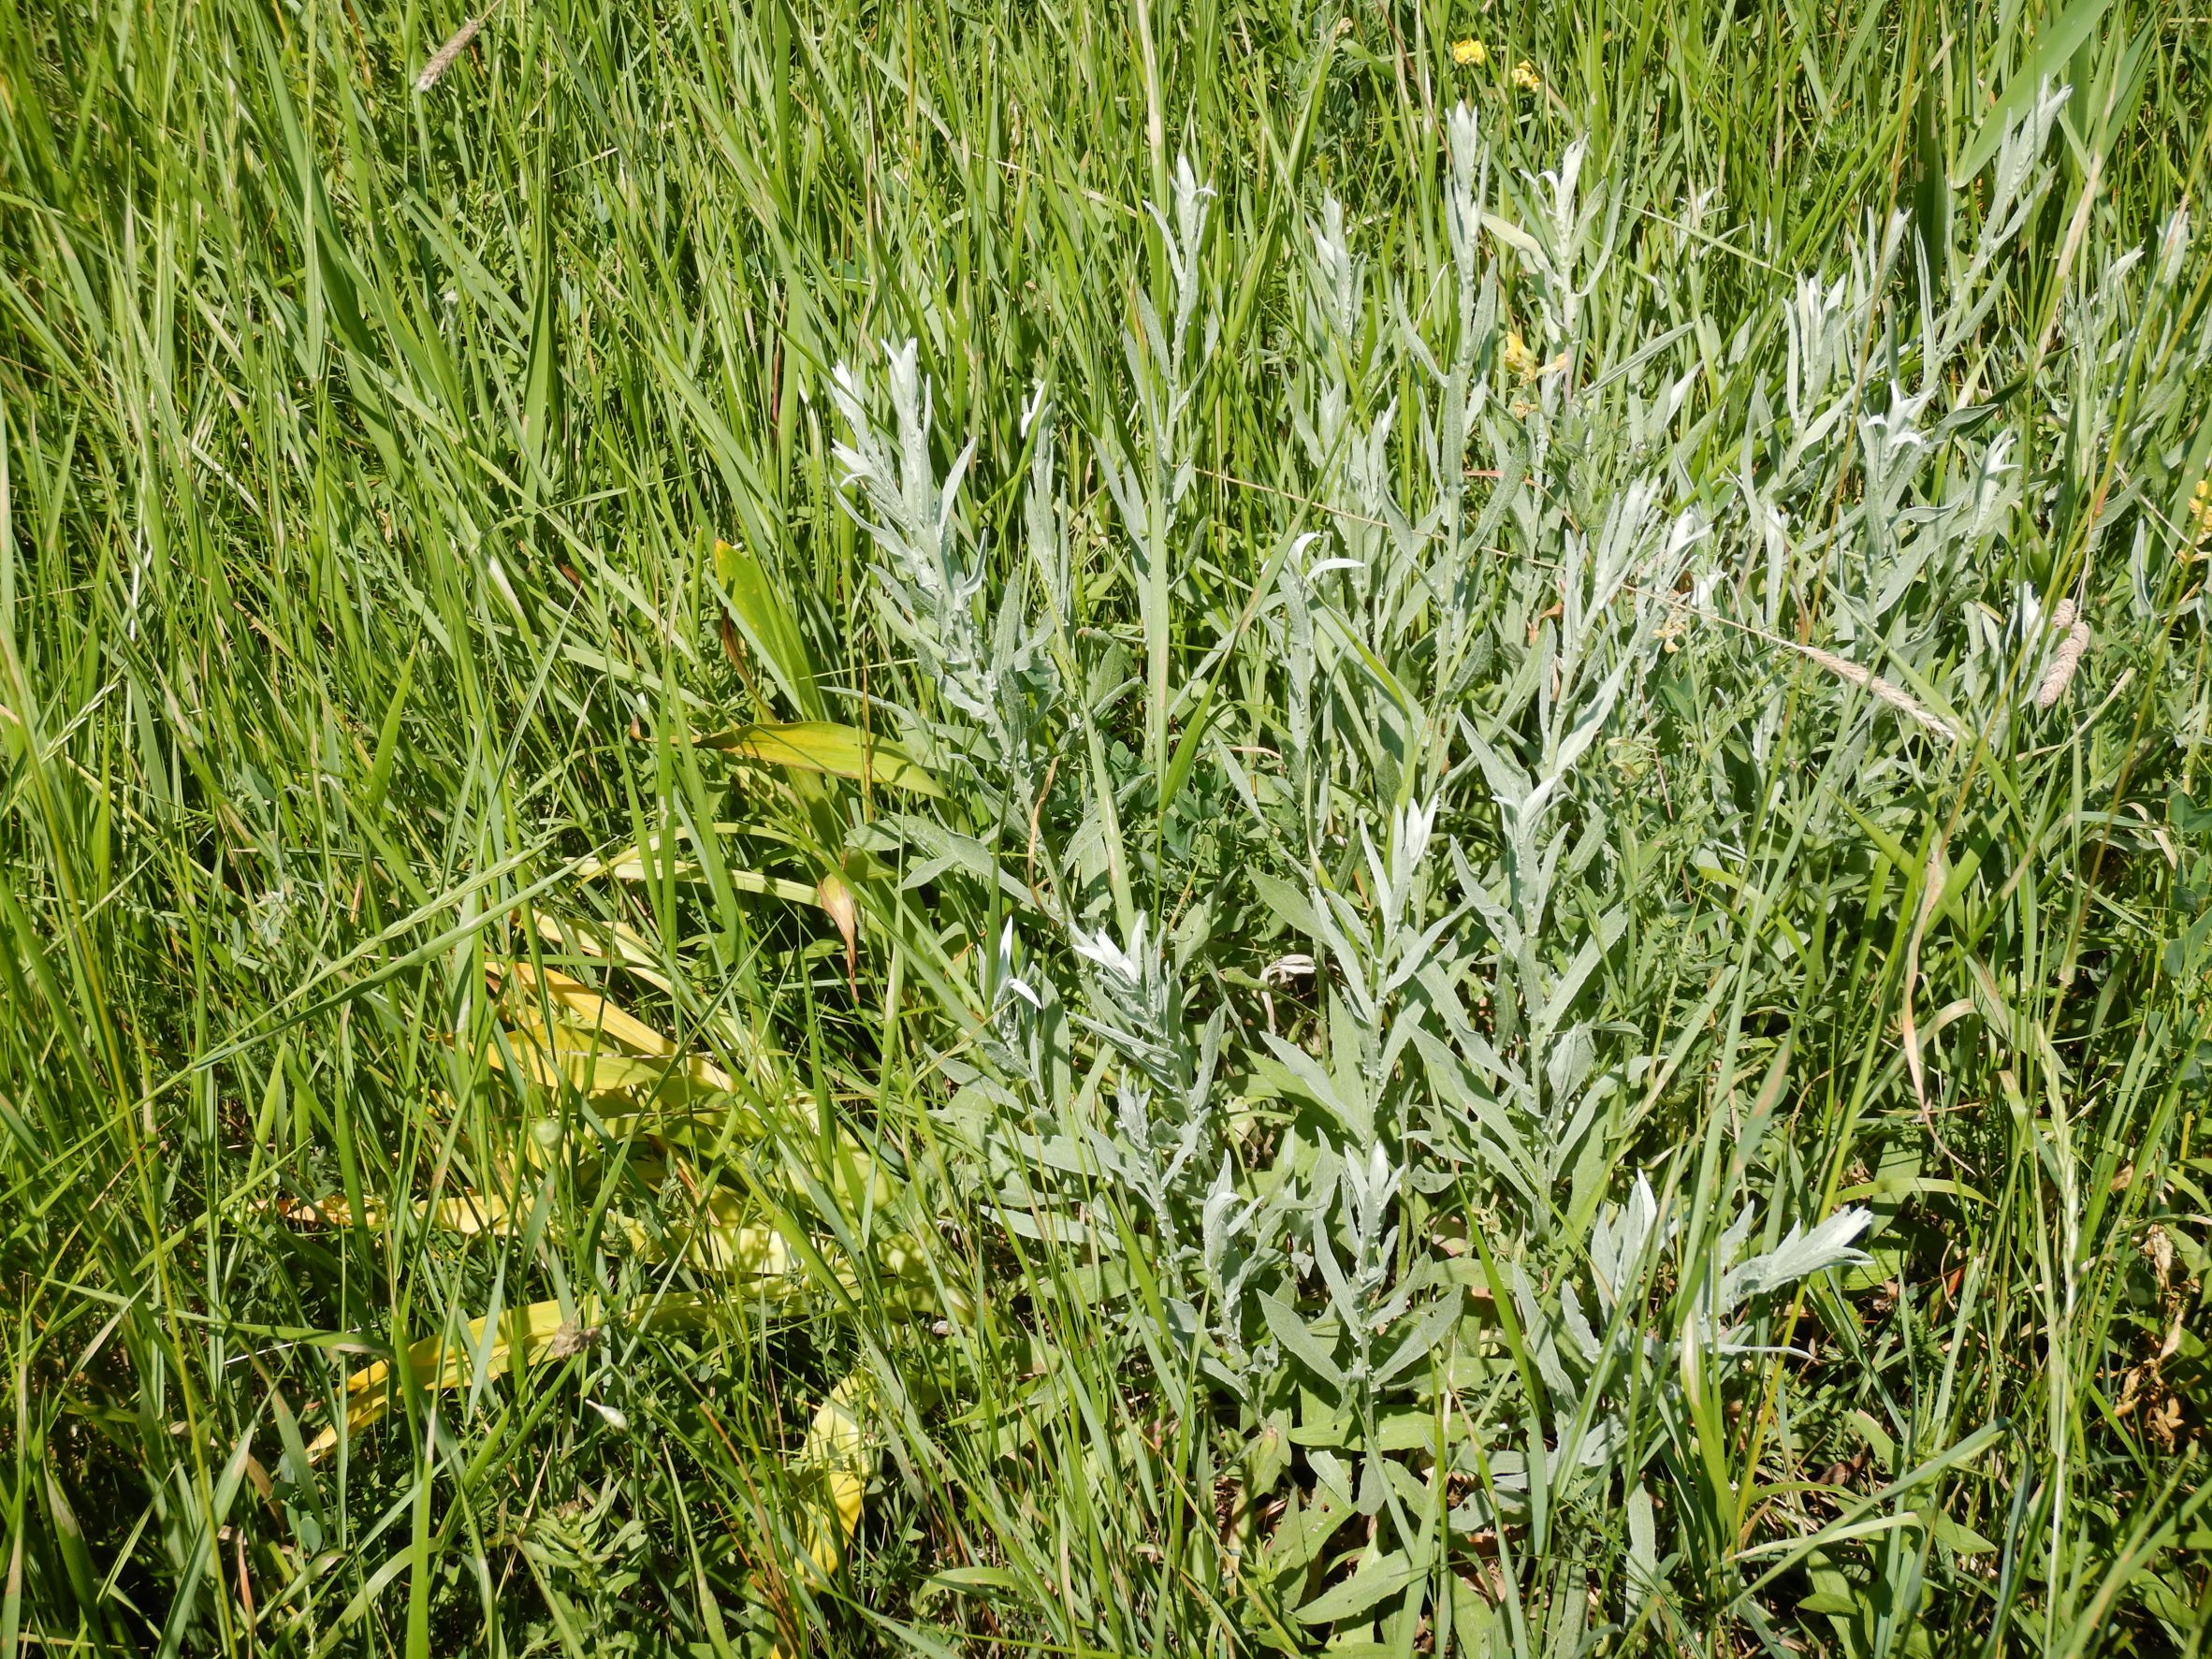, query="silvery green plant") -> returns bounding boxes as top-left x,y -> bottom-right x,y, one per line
1097,154 -> 1217,791
814,80 -> 2196,1653
829,340 -> 1063,833
1437,481 -> 1701,1230
1453,1174 -> 1874,1613
828,340 -> 987,722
